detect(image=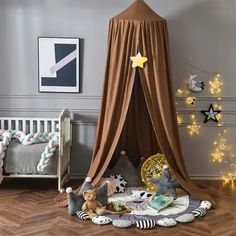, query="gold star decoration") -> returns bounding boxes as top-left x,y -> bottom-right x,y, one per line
209,74 -> 223,95
176,89 -> 184,97
130,52 -> 148,68
185,96 -> 196,105
211,149 -> 225,162
211,132 -> 231,163
187,122 -> 201,136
